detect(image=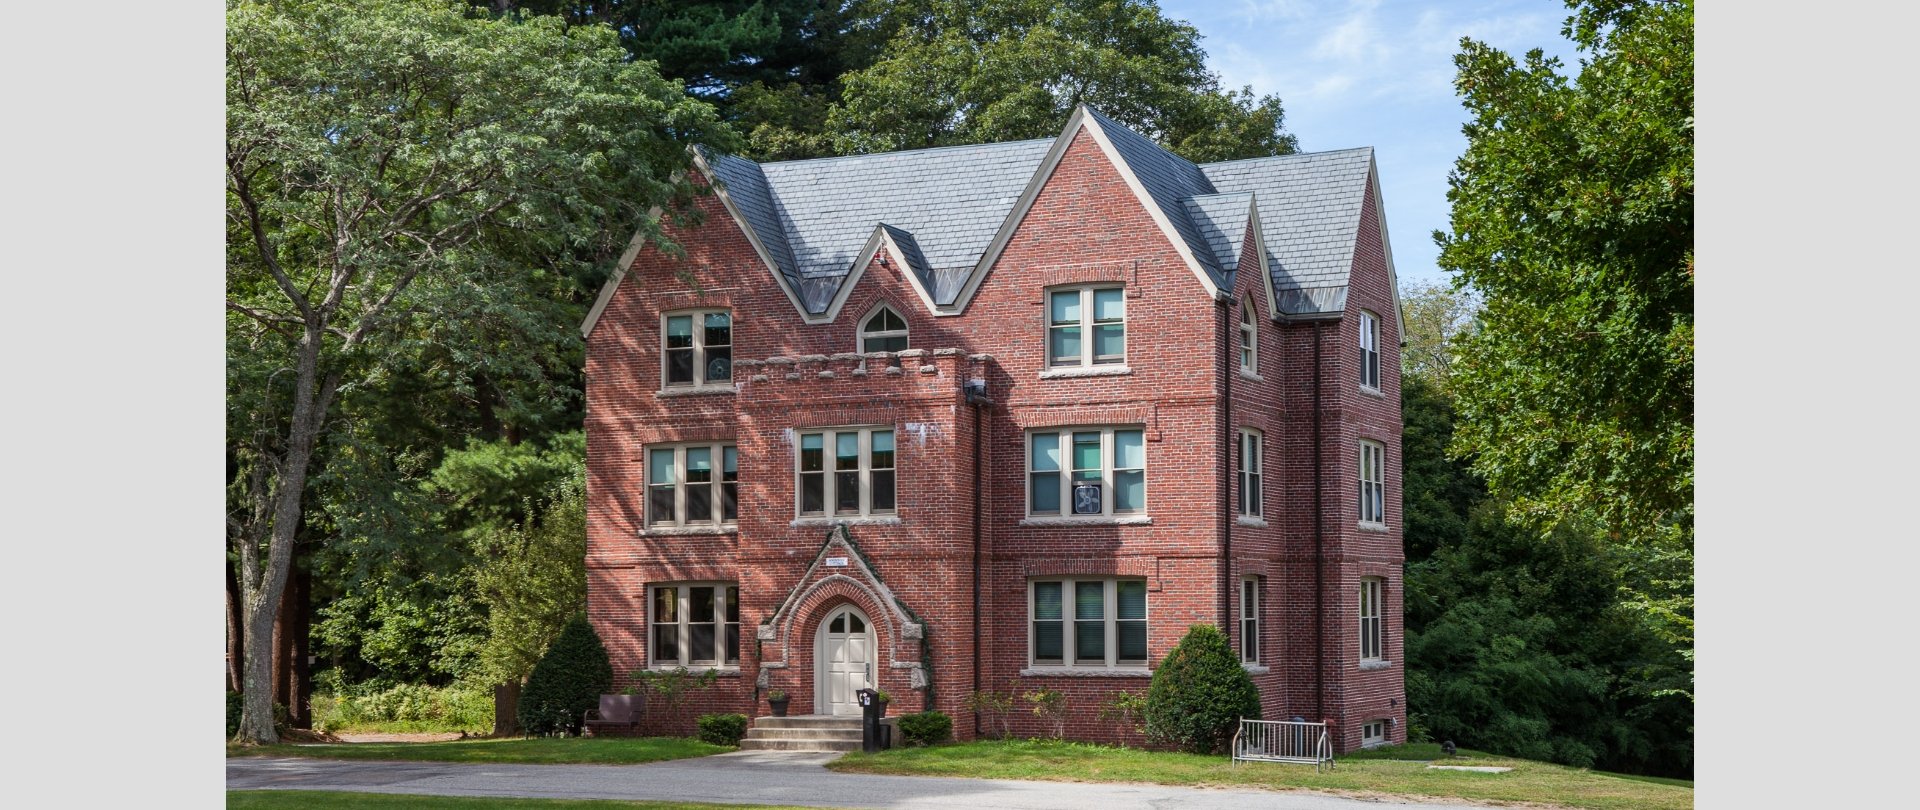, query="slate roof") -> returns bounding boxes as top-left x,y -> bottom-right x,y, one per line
696,108 -> 1377,318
